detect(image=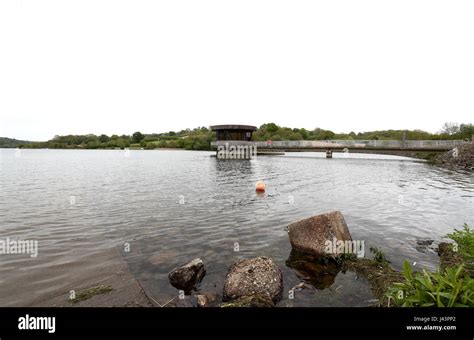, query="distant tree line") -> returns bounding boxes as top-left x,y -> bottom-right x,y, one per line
0,137 -> 31,148
16,127 -> 215,150
252,122 -> 474,142
8,122 -> 473,150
